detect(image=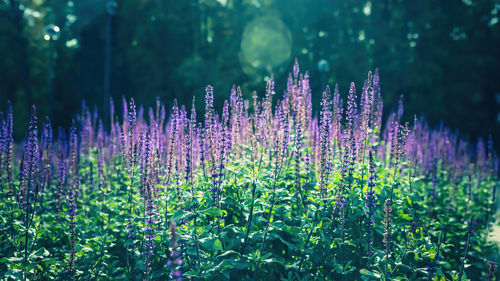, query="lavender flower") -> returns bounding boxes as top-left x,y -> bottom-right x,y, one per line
39,117 -> 53,194
383,198 -> 393,256
409,220 -> 419,235
143,199 -> 157,275
128,98 -> 137,170
167,222 -> 183,281
3,102 -> 13,196
166,100 -> 179,185
23,106 -> 39,198
304,149 -> 311,182
69,125 -> 79,195
19,106 -> 40,267
293,58 -> 300,79
66,124 -> 79,274
319,87 -> 332,195
333,193 -> 346,221
67,175 -> 79,273
0,112 -> 5,168
204,86 -> 215,167
127,219 -> 136,241
142,131 -> 158,276
365,151 -> 377,256
56,151 -> 66,220
458,217 -> 477,280
346,82 -> 358,133
466,220 -> 477,235
184,101 -> 195,185
346,82 -> 358,182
